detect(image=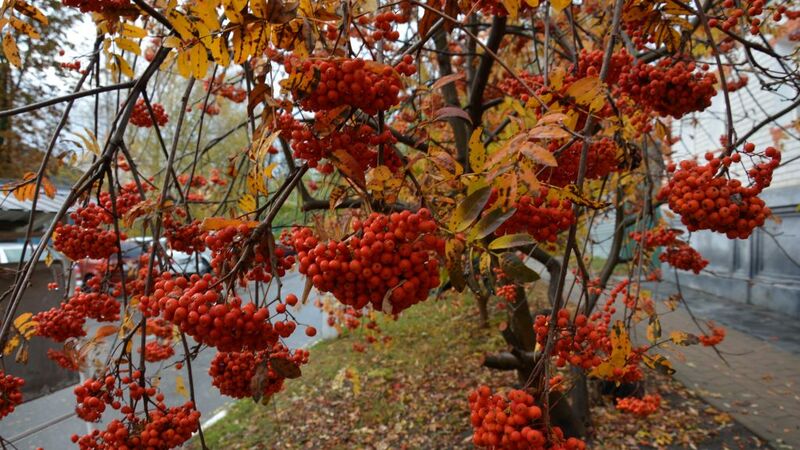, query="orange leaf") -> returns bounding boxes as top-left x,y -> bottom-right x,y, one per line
200,217 -> 260,231
520,142 -> 557,167
331,149 -> 366,187
94,325 -> 118,340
